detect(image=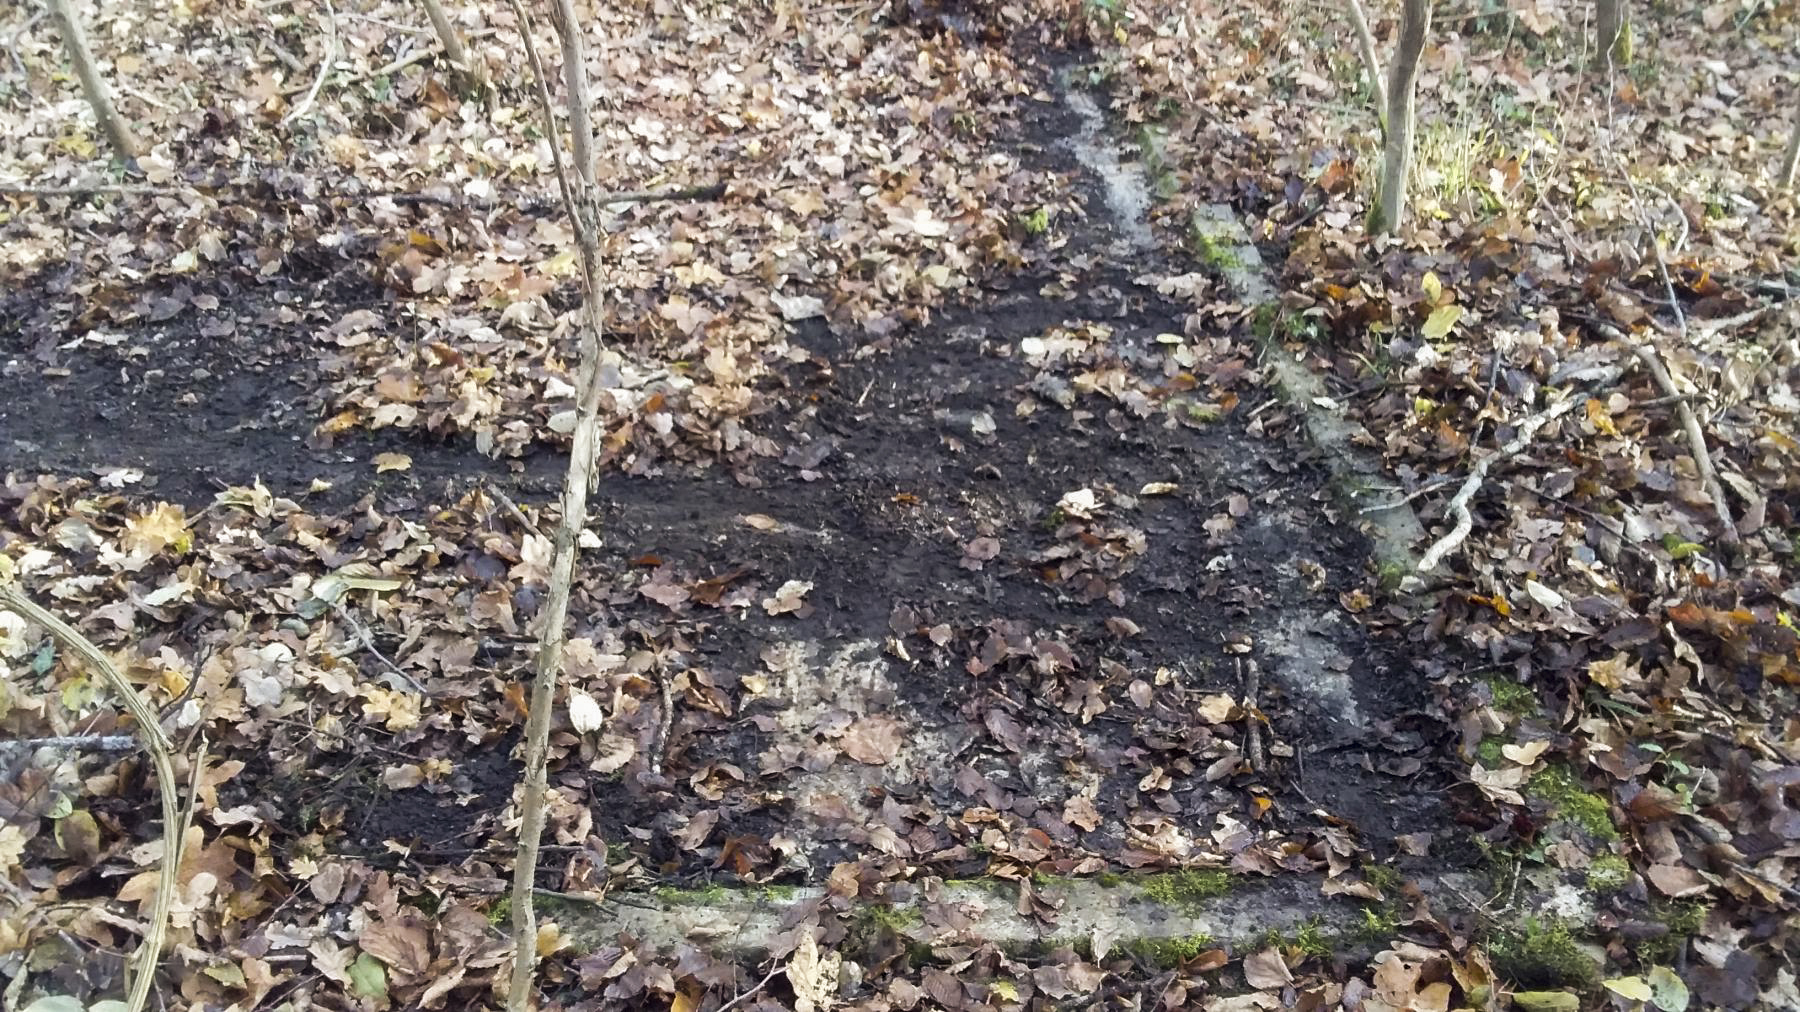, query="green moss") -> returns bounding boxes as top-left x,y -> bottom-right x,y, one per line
1134,125 -> 1177,200
1122,933 -> 1214,968
1658,900 -> 1706,936
758,883 -> 804,901
1251,303 -> 1282,341
1476,736 -> 1506,767
653,882 -> 730,905
852,903 -> 922,933
1376,559 -> 1408,592
1354,903 -> 1400,943
1526,765 -> 1618,840
1247,302 -> 1321,345
1018,207 -> 1050,236
1138,868 -> 1233,912
1363,863 -> 1402,896
1487,677 -> 1539,716
1257,918 -> 1336,961
1293,919 -> 1334,959
1584,854 -> 1631,893
1179,400 -> 1223,424
1190,228 -> 1244,270
1094,871 -> 1124,887
1632,899 -> 1708,964
1490,919 -> 1599,990
845,902 -> 928,963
